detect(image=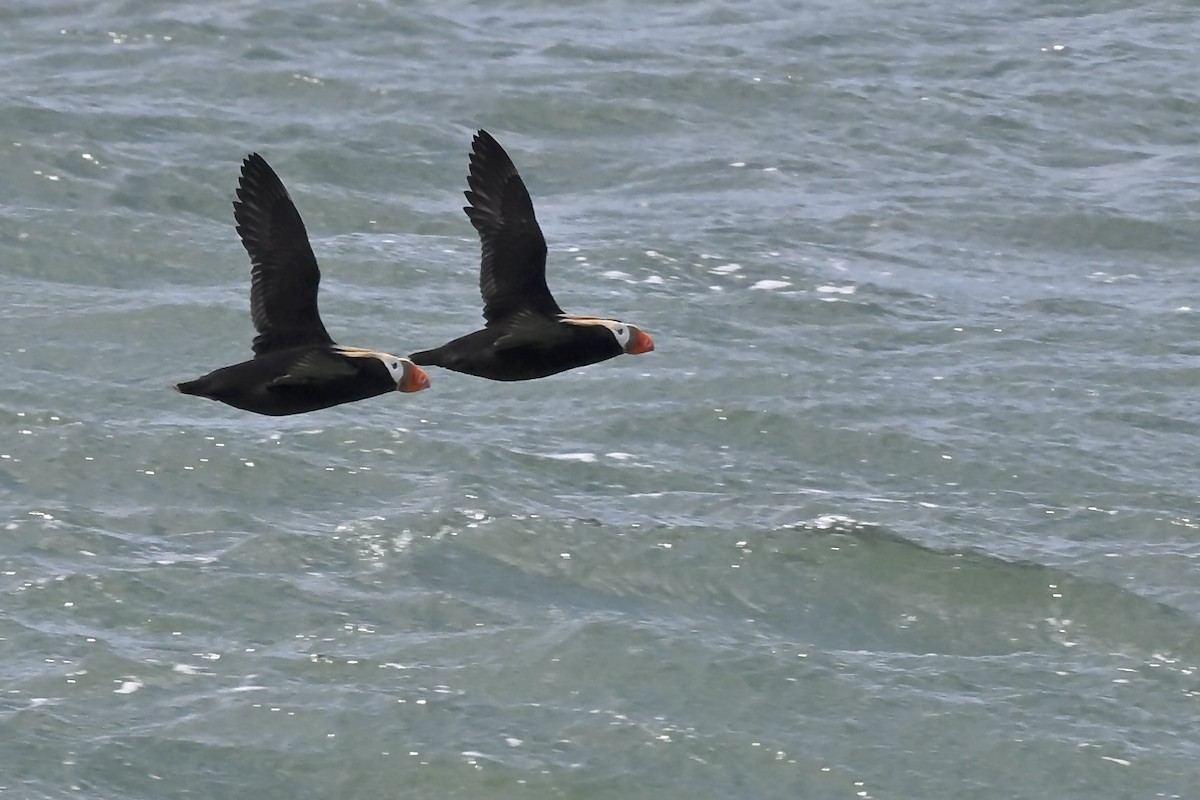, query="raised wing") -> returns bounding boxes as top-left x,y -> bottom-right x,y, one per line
463,130 -> 562,324
234,154 -> 335,356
